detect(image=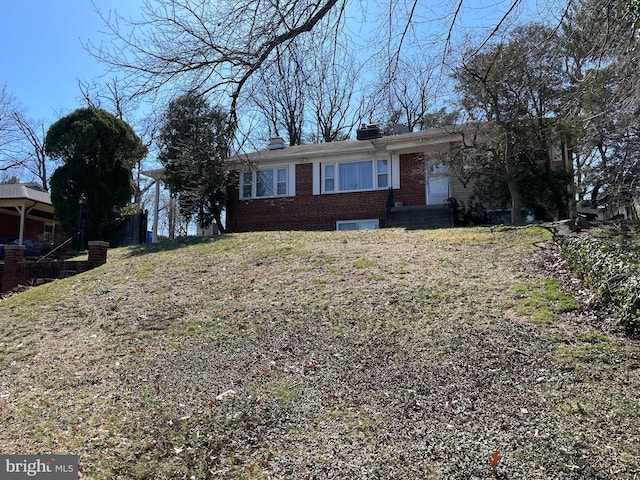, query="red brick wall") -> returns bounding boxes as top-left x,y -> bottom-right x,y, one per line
228,163 -> 391,232
394,153 -> 426,206
1,245 -> 24,292
226,149 -> 463,232
1,242 -> 109,293
0,212 -> 65,244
